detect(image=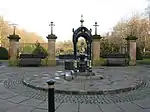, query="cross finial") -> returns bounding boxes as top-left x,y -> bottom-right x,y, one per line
93,22 -> 99,35
80,15 -> 84,27
10,23 -> 17,35
49,22 -> 55,34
